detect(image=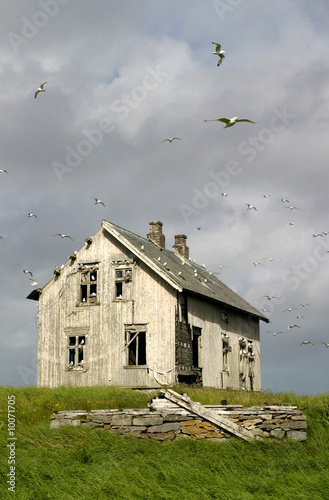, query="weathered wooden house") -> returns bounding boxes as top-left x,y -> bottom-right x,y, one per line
27,220 -> 268,390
